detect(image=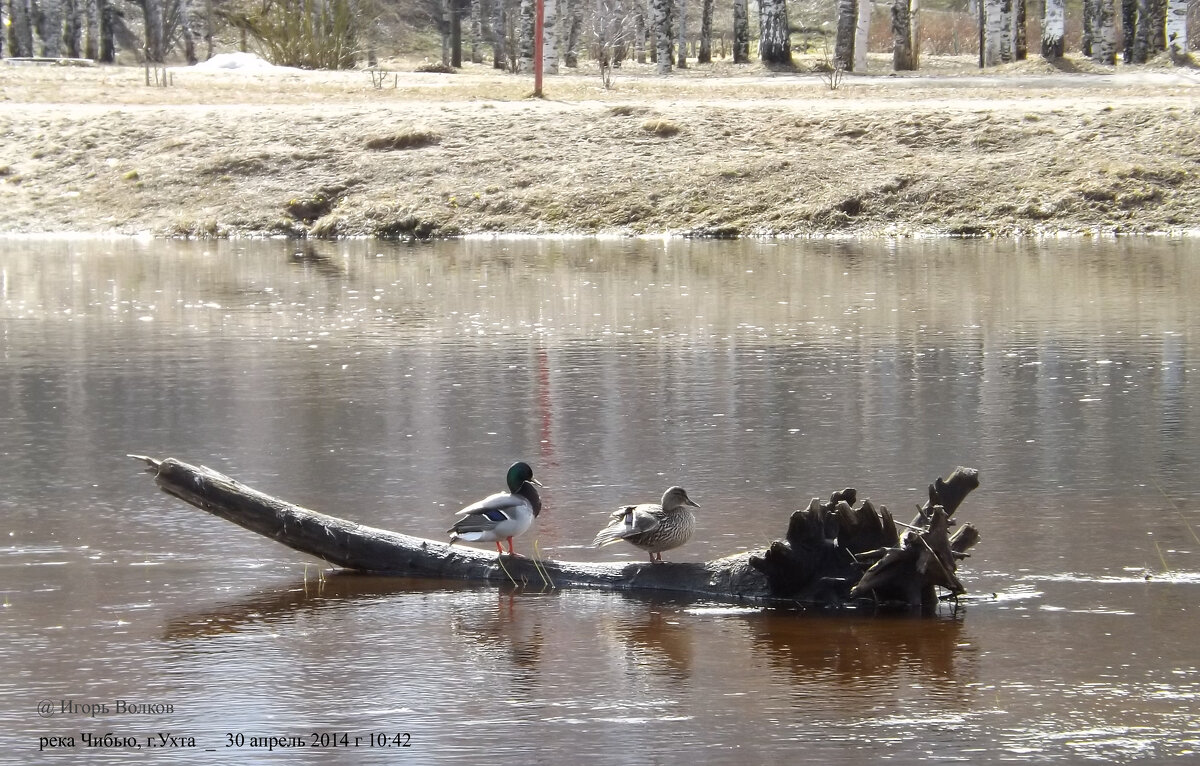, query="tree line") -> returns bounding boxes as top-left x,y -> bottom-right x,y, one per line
1,0 -> 1193,69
